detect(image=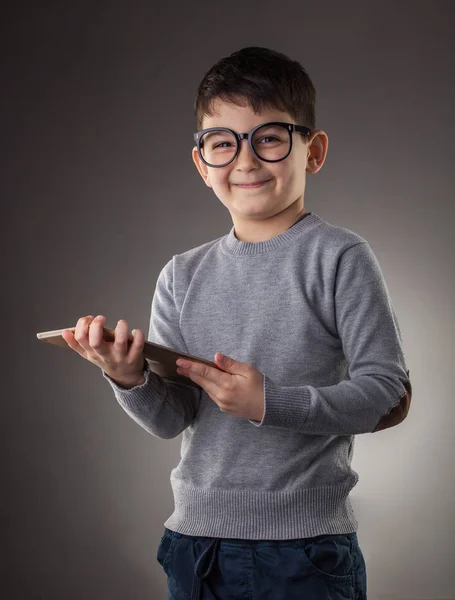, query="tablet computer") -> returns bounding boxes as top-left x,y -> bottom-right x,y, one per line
37,325 -> 219,388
